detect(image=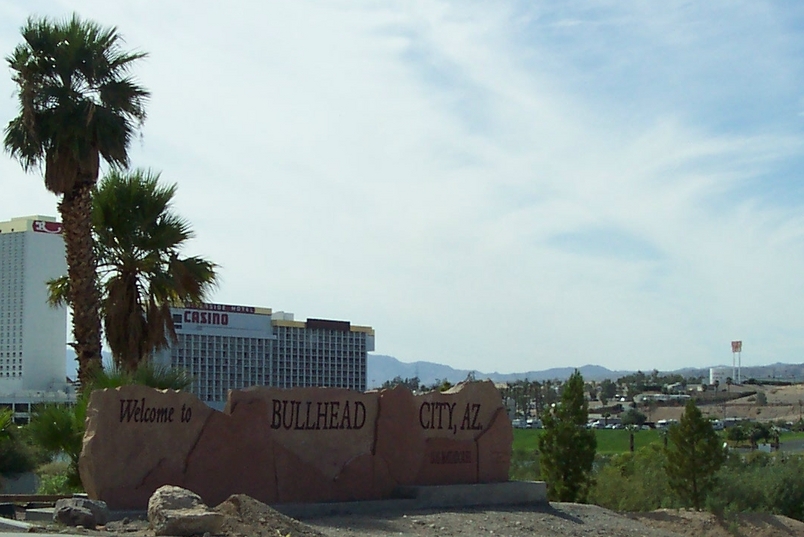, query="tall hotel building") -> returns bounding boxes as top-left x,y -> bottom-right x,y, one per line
154,303 -> 375,407
0,216 -> 70,403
